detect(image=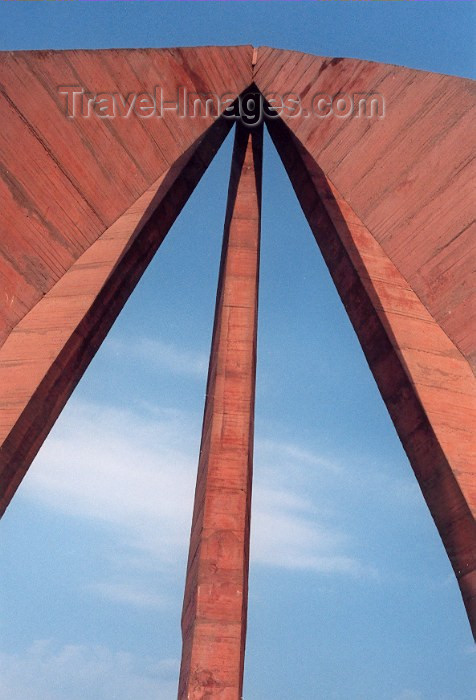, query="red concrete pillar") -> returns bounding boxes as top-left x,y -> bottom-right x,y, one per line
265,116 -> 476,637
178,121 -> 263,699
